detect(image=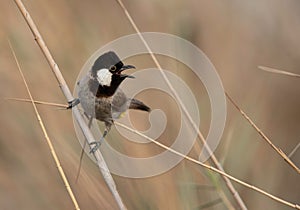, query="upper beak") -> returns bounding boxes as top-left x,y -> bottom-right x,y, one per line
120,65 -> 135,78
121,64 -> 136,71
